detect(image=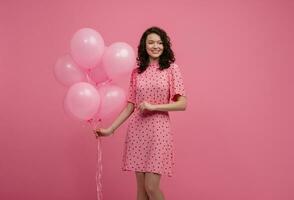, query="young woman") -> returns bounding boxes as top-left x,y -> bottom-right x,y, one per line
95,26 -> 187,200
